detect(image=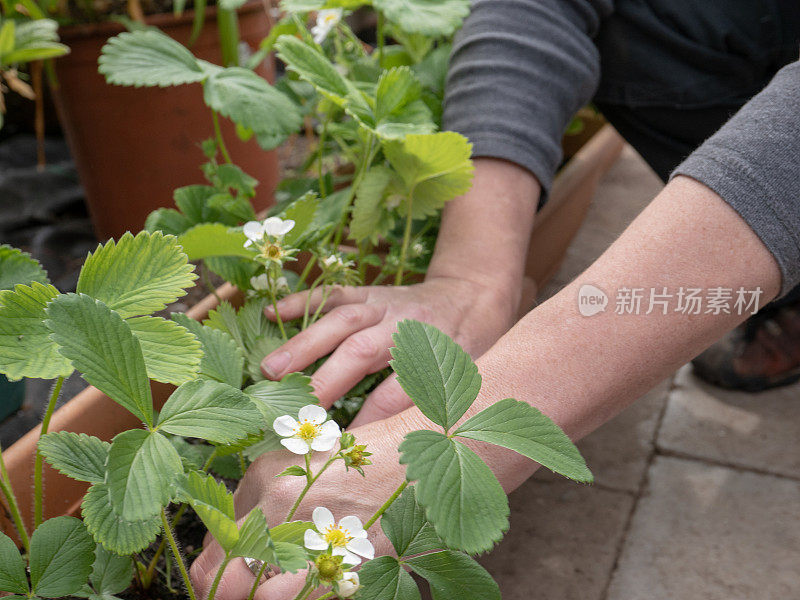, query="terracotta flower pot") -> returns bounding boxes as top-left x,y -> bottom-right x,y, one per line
0,125 -> 624,544
52,1 -> 280,241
